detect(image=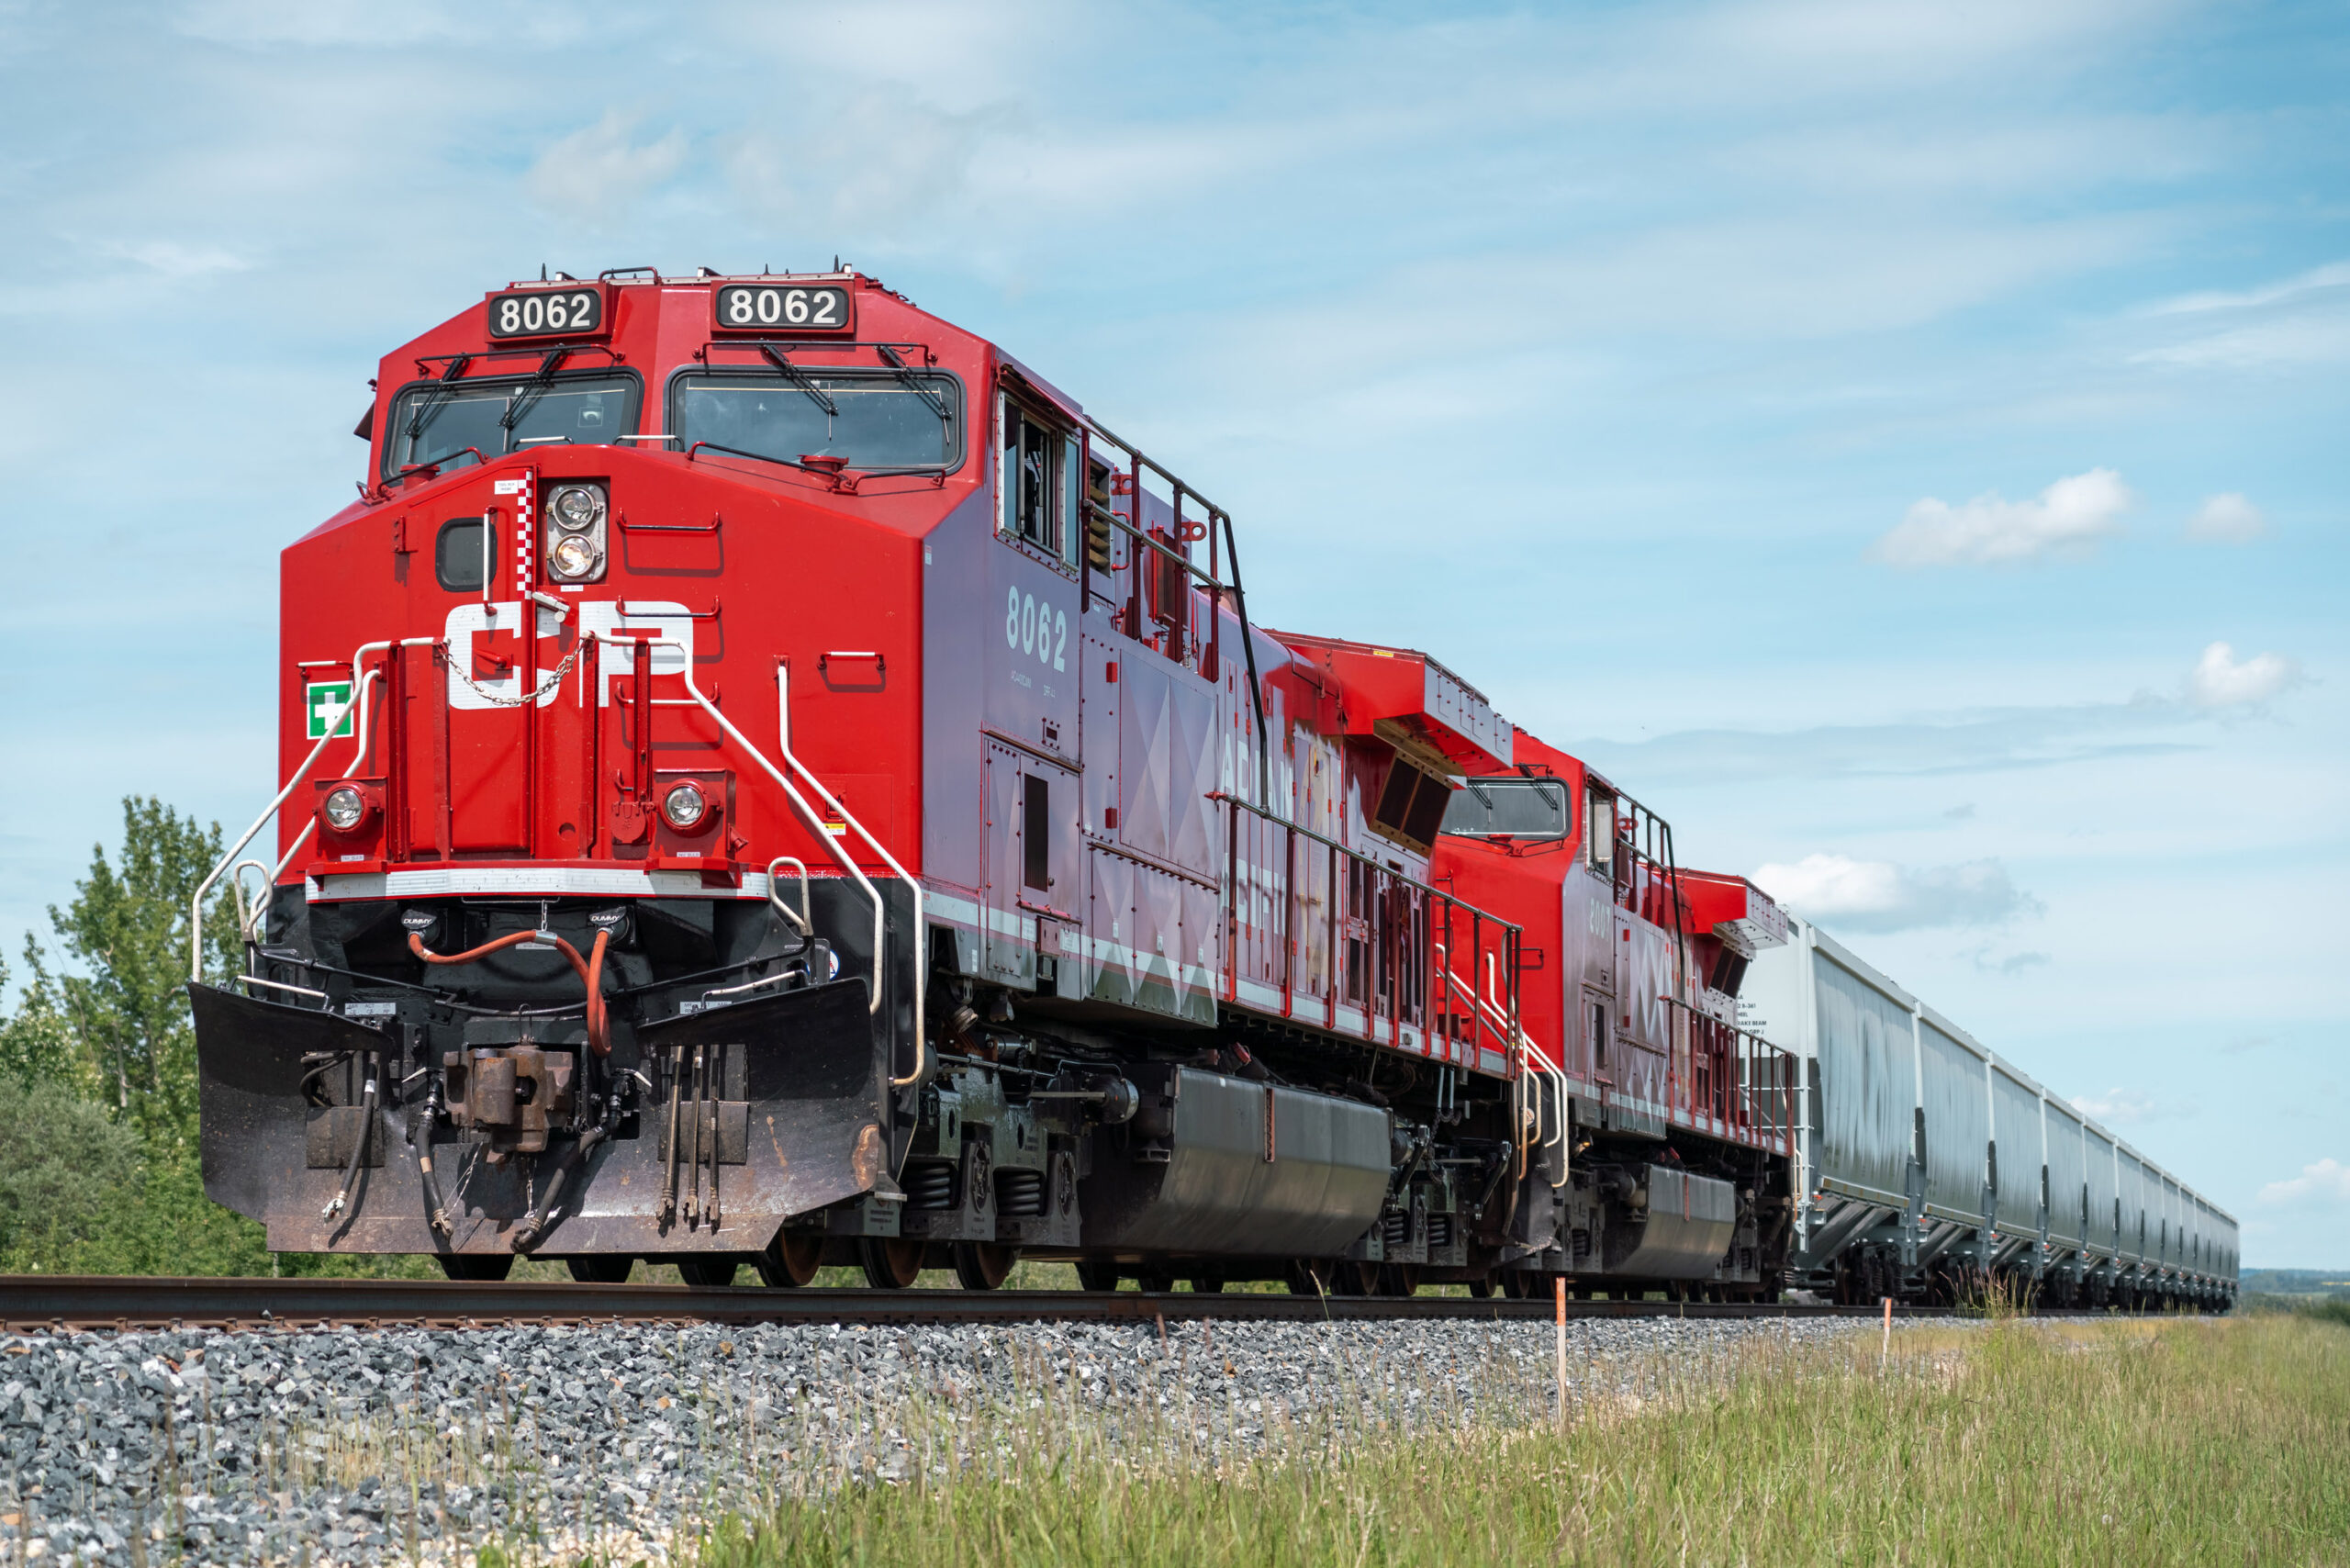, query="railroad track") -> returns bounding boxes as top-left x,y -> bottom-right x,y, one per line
0,1275 -> 1979,1333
